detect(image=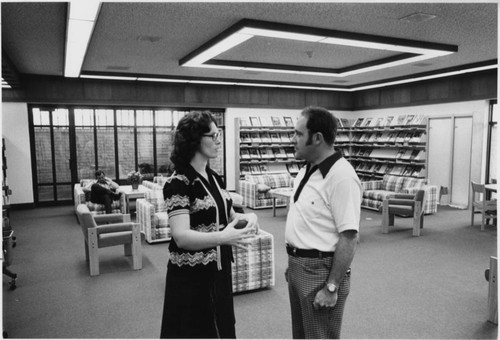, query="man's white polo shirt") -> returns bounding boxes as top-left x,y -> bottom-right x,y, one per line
285,152 -> 362,252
